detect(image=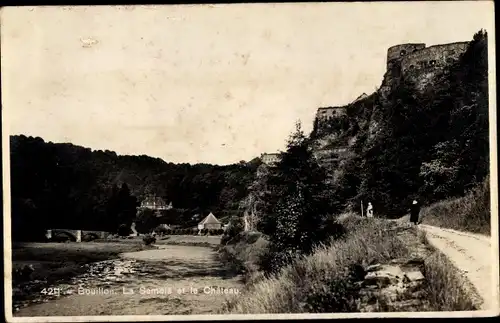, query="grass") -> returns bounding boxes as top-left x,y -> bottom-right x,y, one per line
217,231 -> 269,284
420,177 -> 490,235
220,217 -> 410,313
155,234 -> 221,247
419,233 -> 479,311
217,215 -> 479,313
